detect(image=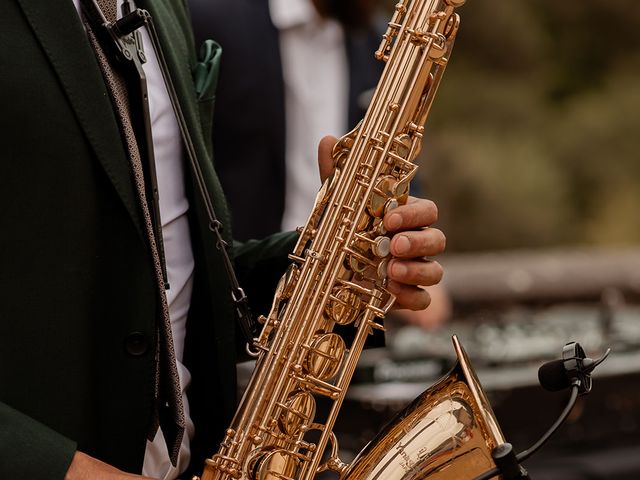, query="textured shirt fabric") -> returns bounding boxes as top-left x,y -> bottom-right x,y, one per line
270,0 -> 349,231
71,1 -> 194,478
